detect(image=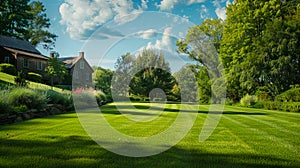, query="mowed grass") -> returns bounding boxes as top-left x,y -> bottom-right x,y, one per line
0,102 -> 299,167
0,72 -> 65,93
